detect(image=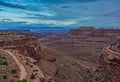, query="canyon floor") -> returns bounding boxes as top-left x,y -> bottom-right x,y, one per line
40,36 -> 107,82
